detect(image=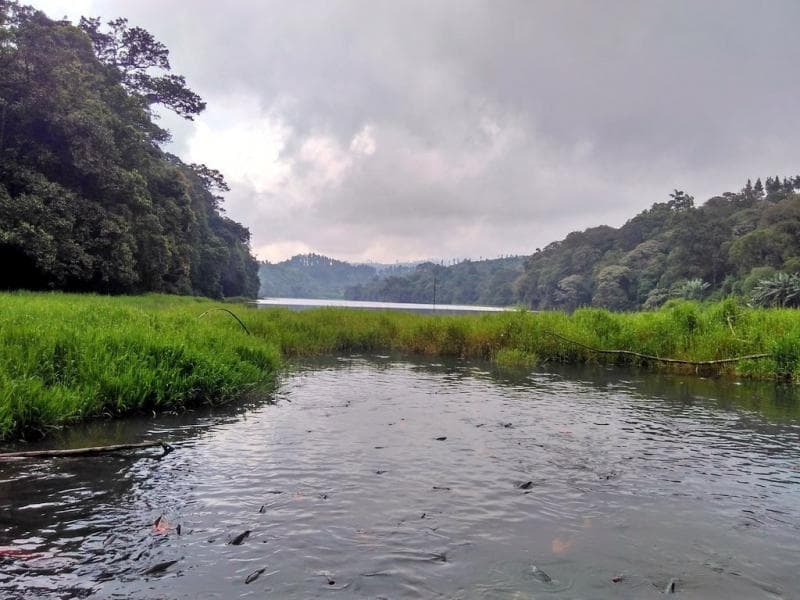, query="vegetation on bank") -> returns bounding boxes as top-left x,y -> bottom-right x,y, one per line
0,3 -> 259,297
336,184 -> 800,311
2,292 -> 799,441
